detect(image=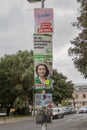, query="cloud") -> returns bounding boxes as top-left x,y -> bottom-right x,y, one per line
0,0 -> 34,56
53,45 -> 86,84
0,0 -> 86,84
